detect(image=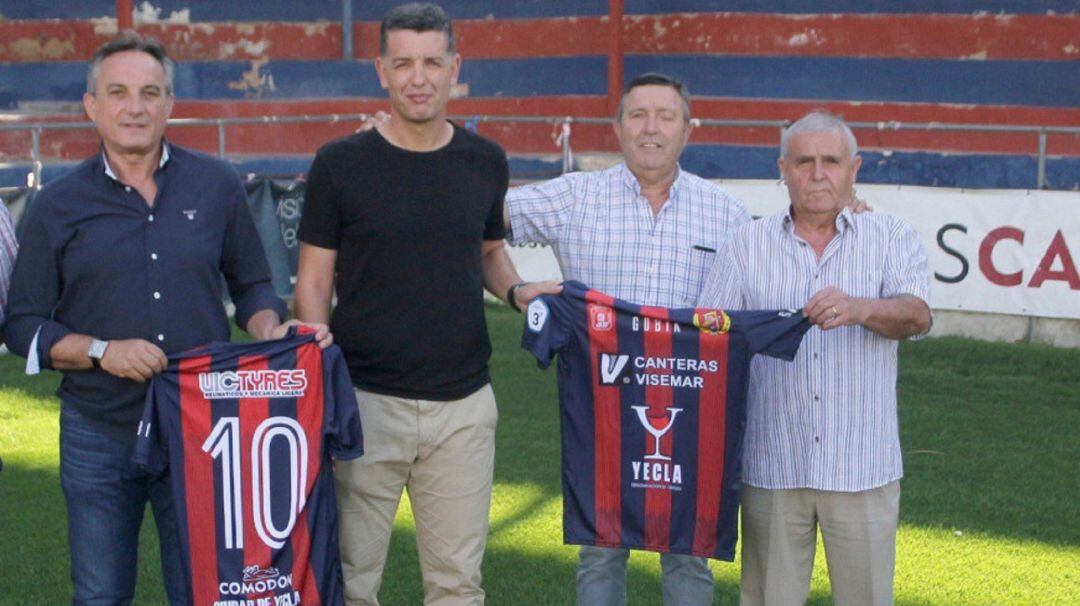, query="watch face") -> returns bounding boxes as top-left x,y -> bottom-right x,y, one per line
88,340 -> 108,359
